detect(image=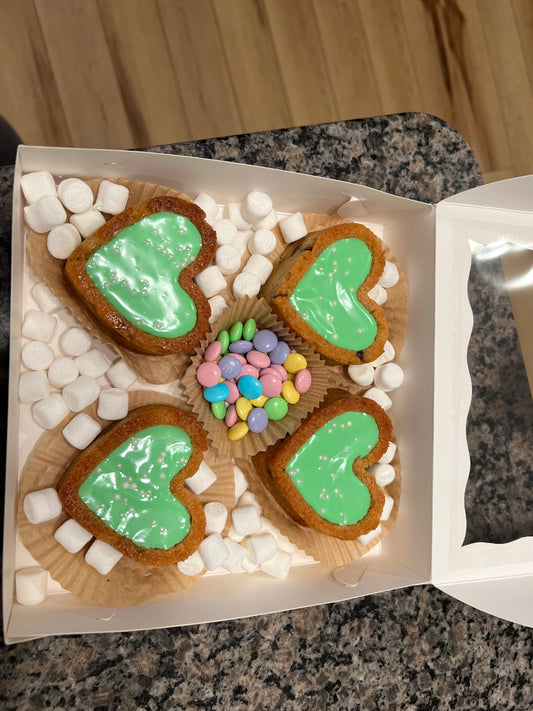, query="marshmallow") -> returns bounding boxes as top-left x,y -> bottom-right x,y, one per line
85,539 -> 123,575
33,394 -> 69,429
252,209 -> 278,231
363,387 -> 392,411
185,460 -> 217,495
62,375 -> 100,412
379,261 -> 399,288
94,180 -> 129,215
241,556 -> 258,574
177,550 -> 205,576
227,525 -> 245,543
48,357 -> 79,388
369,340 -> 395,367
97,388 -> 128,420
31,282 -> 62,313
215,245 -> 242,275
260,550 -> 291,579
374,363 -> 404,392
347,363 -> 374,387
259,516 -> 279,539
233,464 -> 248,501
233,272 -> 261,298
246,533 -> 277,564
232,230 -> 251,256
243,254 -> 273,285
54,518 -> 93,553
241,191 -> 273,224
57,178 -> 93,213
23,487 -> 62,524
208,295 -> 227,323
367,283 -> 387,305
378,441 -> 397,465
380,493 -> 394,522
370,463 -> 396,487
221,538 -> 247,573
106,360 -> 136,390
63,413 -> 102,449
24,195 -> 66,233
76,348 -> 110,378
194,265 -> 226,298
214,218 -> 237,246
47,223 -> 82,259
19,370 -> 50,403
279,212 -> 307,244
248,228 -> 277,256
21,341 -> 54,371
204,501 -> 228,535
231,505 -> 261,537
226,202 -> 251,230
357,525 -> 382,546
20,171 -> 56,204
70,208 -> 105,238
239,490 -> 261,510
198,533 -> 229,571
22,310 -> 56,342
15,567 -> 48,606
60,327 -> 92,356
193,193 -> 218,224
